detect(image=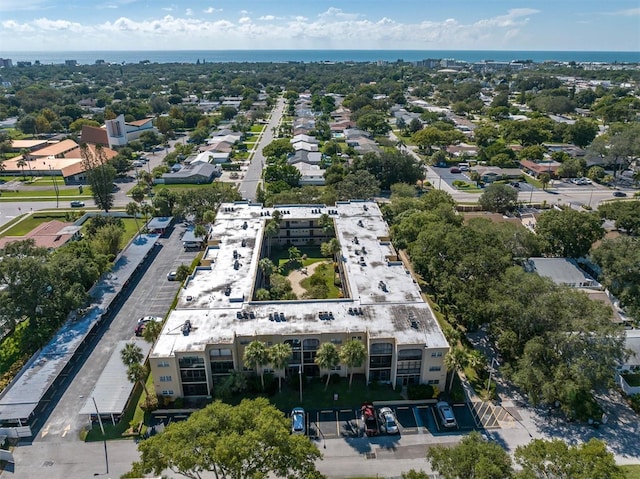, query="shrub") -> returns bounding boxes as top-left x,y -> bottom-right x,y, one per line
407,383 -> 436,399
